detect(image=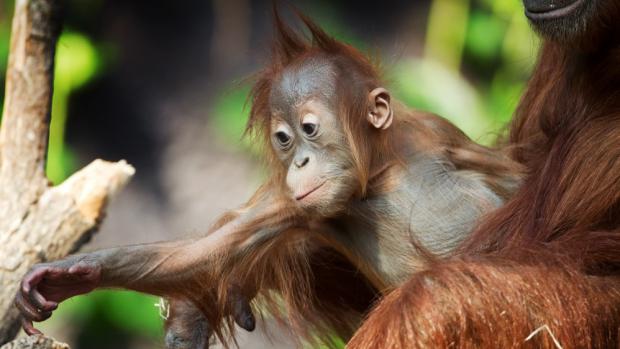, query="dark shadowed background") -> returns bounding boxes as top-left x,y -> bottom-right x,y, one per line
0,0 -> 538,347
